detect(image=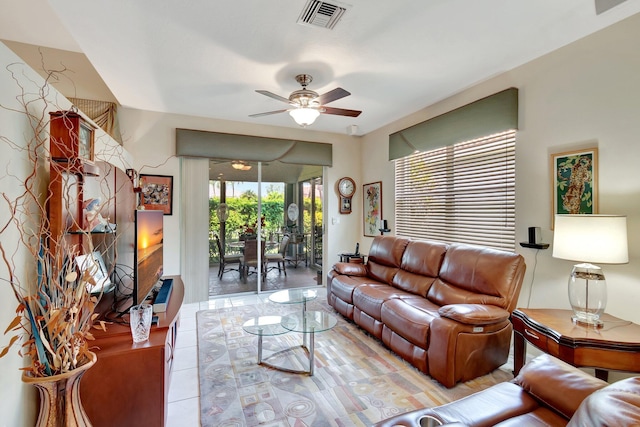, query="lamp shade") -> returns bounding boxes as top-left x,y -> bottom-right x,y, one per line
552,215 -> 628,264
289,107 -> 320,126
